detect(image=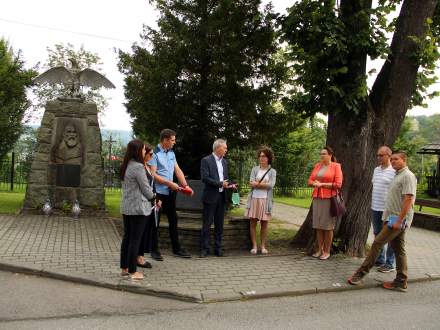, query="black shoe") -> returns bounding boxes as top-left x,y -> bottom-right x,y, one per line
137,261 -> 152,268
199,250 -> 209,258
214,250 -> 224,257
174,249 -> 192,258
151,252 -> 164,261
